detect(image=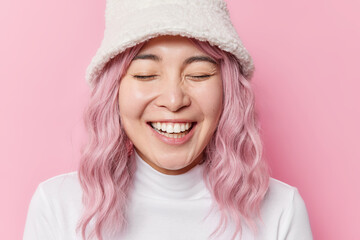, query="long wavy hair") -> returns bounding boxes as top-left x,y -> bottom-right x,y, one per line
77,37 -> 269,240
